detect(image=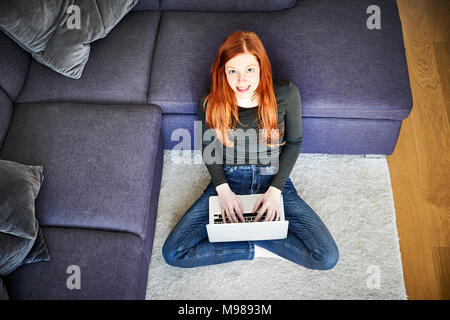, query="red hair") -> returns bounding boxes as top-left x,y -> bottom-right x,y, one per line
202,30 -> 285,148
